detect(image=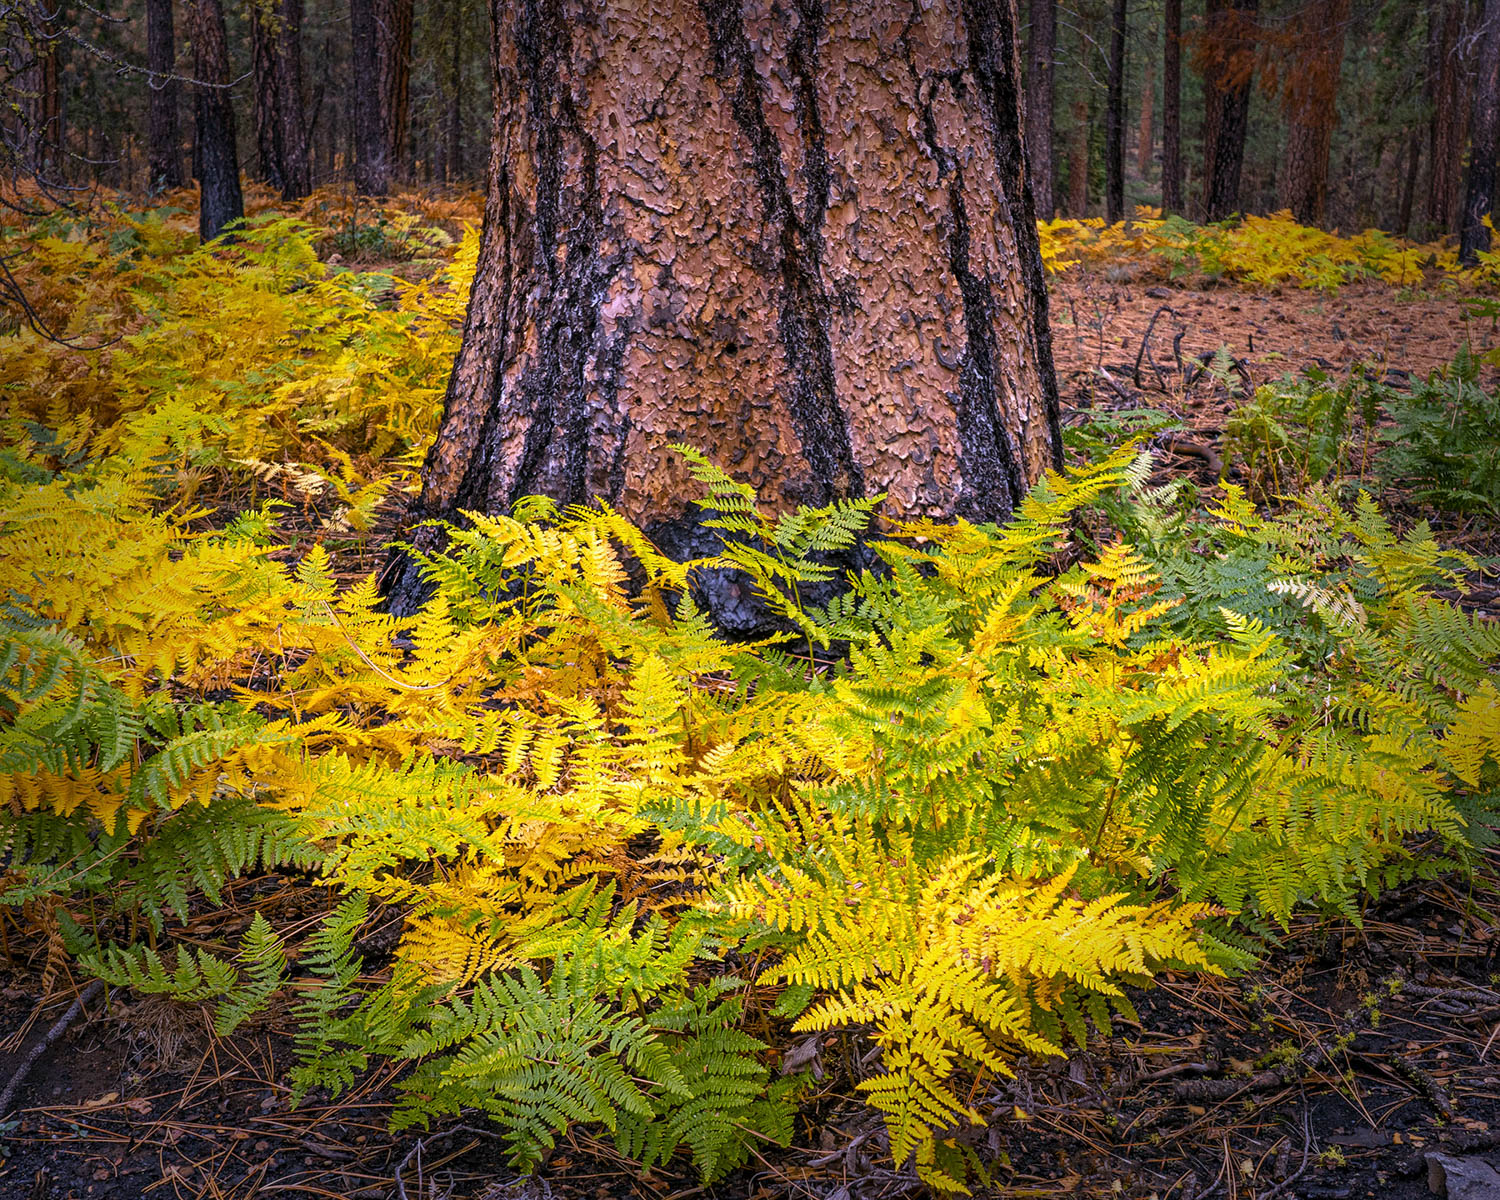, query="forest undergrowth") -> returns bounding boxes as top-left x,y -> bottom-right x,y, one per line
3,192 -> 1500,1196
